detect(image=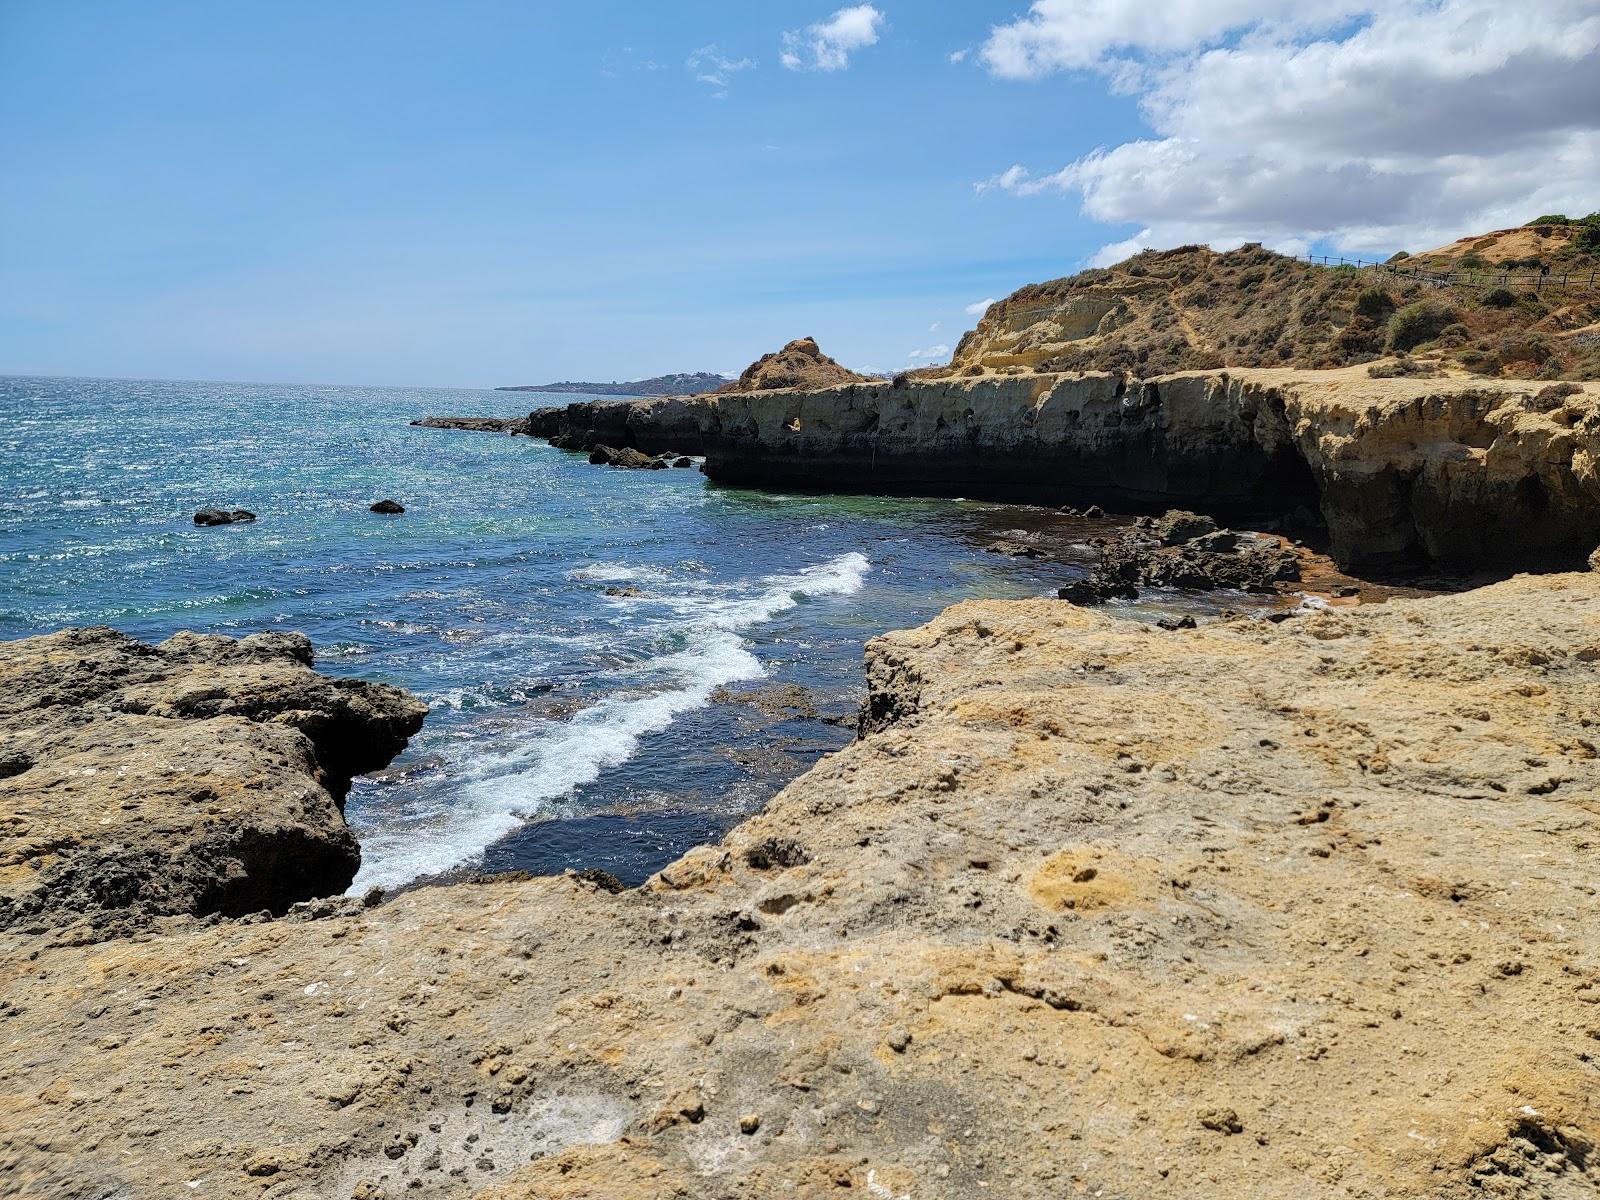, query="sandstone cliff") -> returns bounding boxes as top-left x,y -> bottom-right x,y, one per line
517,368 -> 1600,571
0,627 -> 425,933
5,574 -> 1599,1197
